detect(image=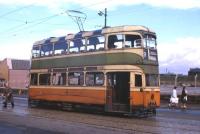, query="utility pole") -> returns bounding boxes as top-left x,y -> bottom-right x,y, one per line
195,74 -> 198,88
98,8 -> 107,28
175,74 -> 178,86
104,8 -> 107,28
